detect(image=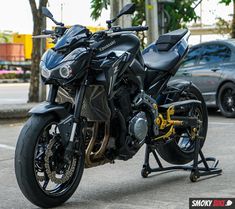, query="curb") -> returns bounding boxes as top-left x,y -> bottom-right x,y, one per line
0,103 -> 37,119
